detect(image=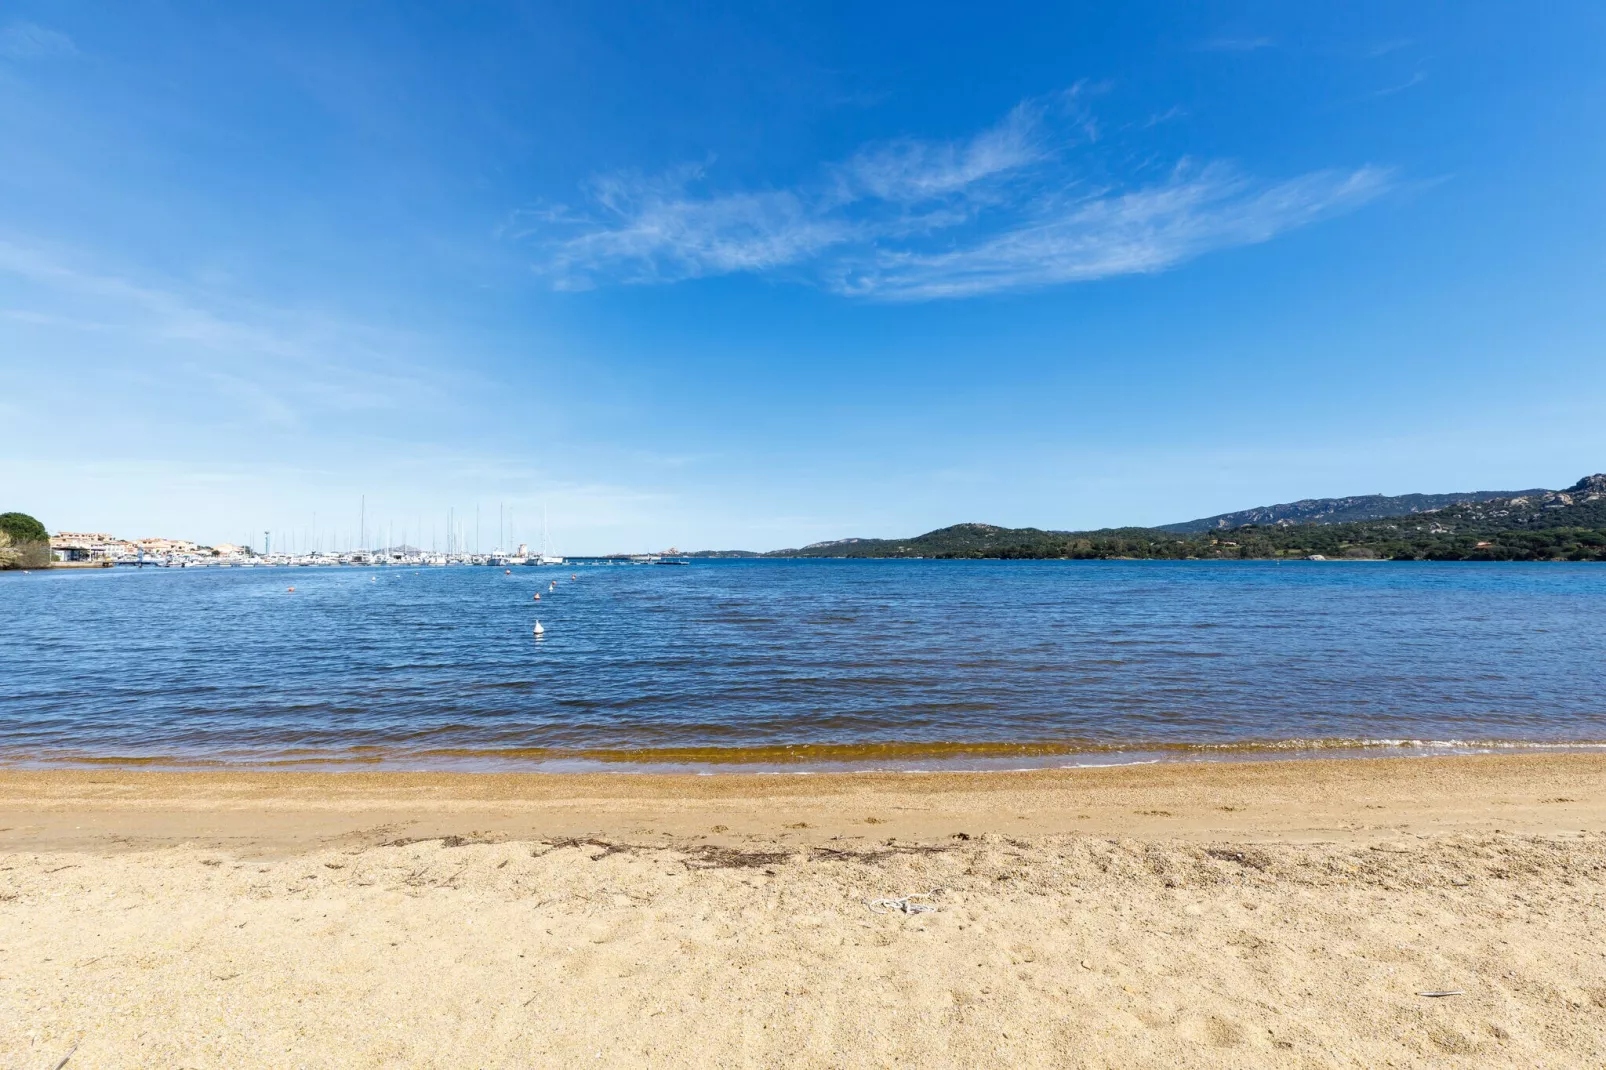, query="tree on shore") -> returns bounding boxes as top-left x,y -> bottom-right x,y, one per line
0,512 -> 51,569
